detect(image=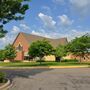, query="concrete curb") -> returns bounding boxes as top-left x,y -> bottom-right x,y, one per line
0,65 -> 89,69
0,79 -> 12,90
49,65 -> 89,68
